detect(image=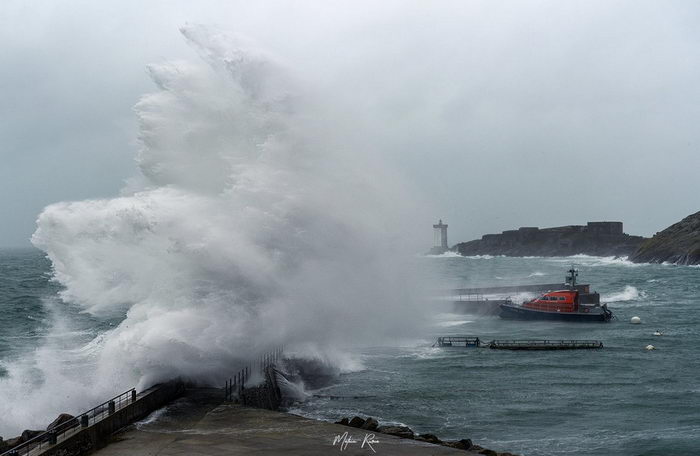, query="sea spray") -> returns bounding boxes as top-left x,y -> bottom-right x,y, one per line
601,285 -> 646,303
0,25 -> 429,436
